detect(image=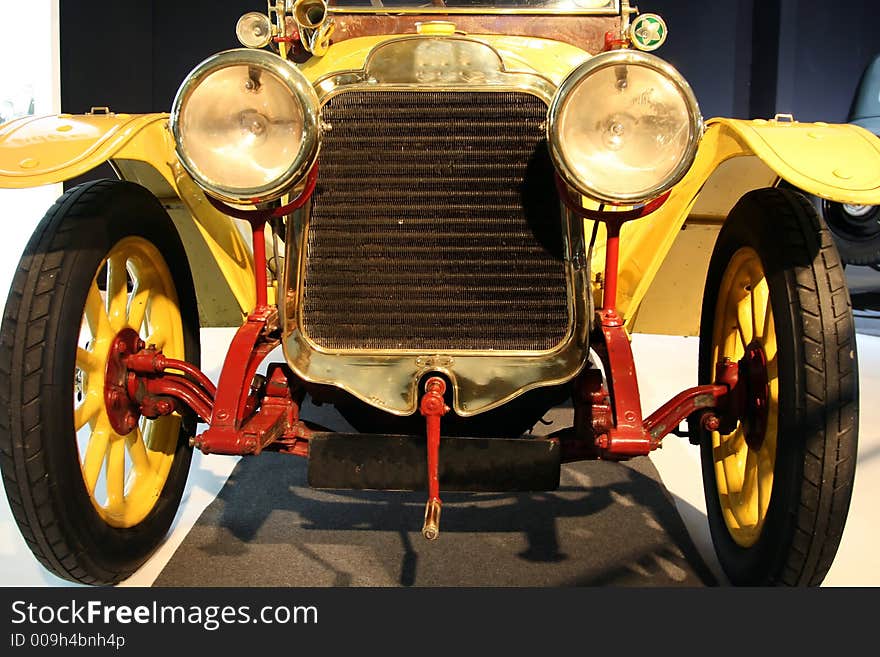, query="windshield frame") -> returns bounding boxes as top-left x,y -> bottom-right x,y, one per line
327,1 -> 621,16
